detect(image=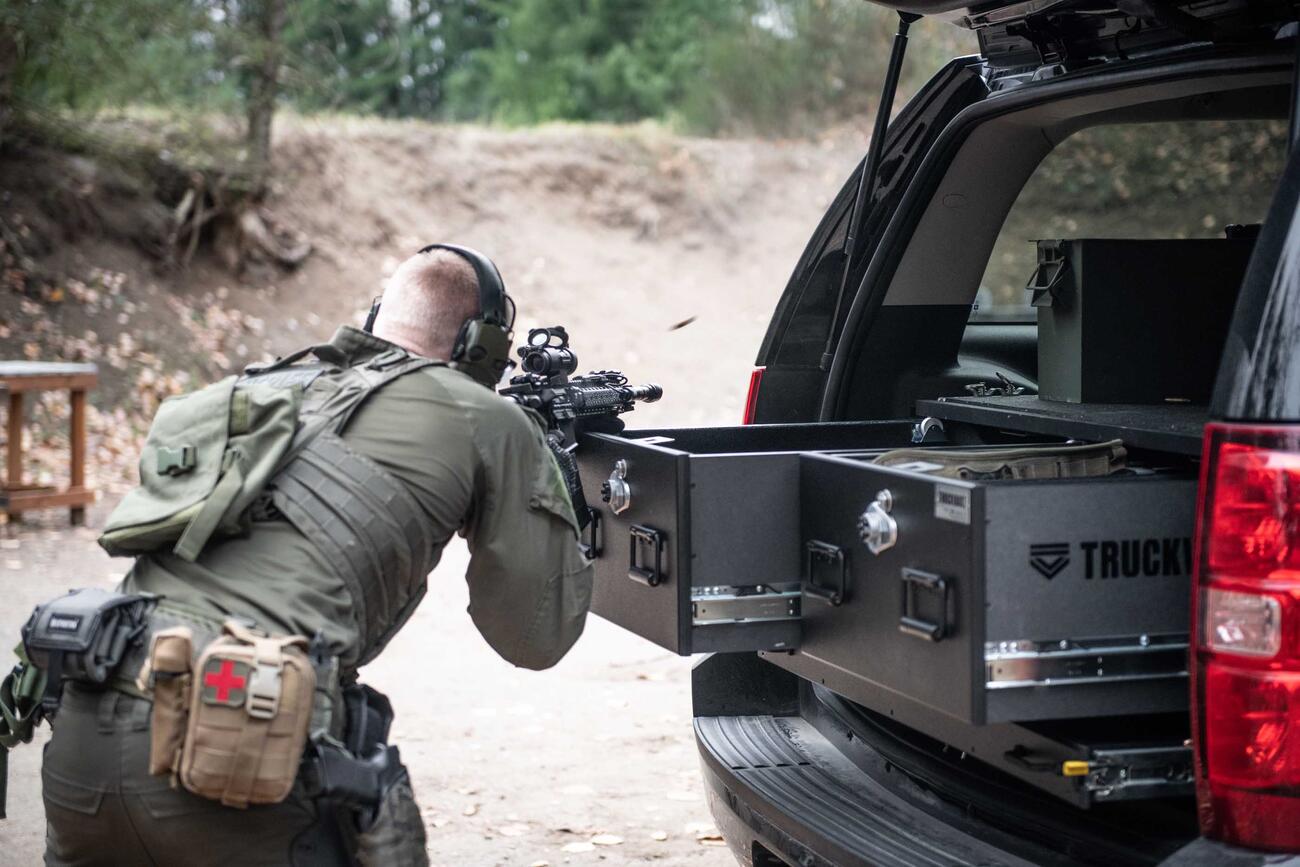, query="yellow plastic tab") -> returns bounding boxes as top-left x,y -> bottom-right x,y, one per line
1061,760 -> 1090,777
